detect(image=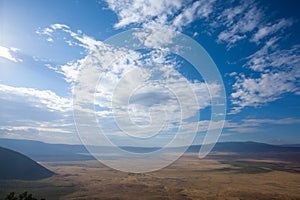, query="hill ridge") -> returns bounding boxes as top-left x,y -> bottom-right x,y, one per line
0,146 -> 54,180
